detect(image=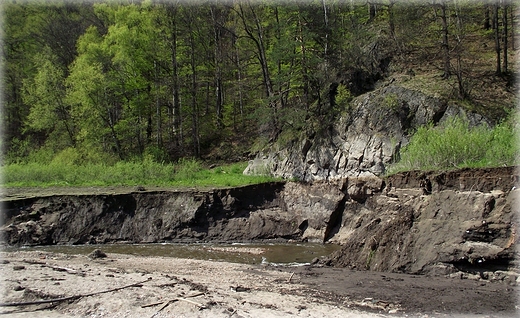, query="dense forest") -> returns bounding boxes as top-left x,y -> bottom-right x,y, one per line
2,0 -> 517,166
